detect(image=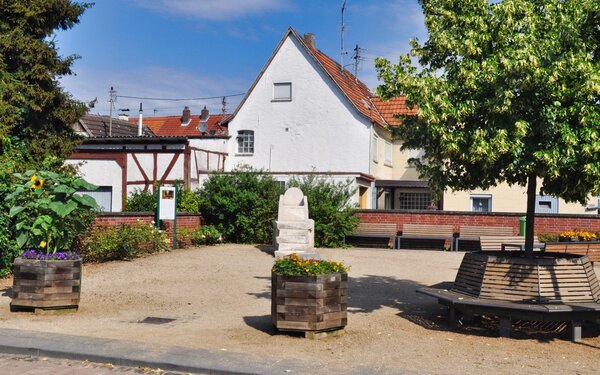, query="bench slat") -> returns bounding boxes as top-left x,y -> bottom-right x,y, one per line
545,241 -> 600,263
399,224 -> 455,251
459,226 -> 514,238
